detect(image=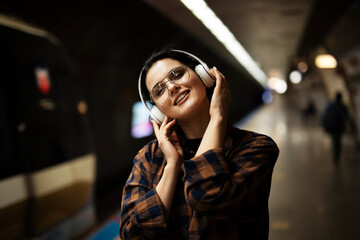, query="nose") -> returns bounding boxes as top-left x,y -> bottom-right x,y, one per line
166,81 -> 180,96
